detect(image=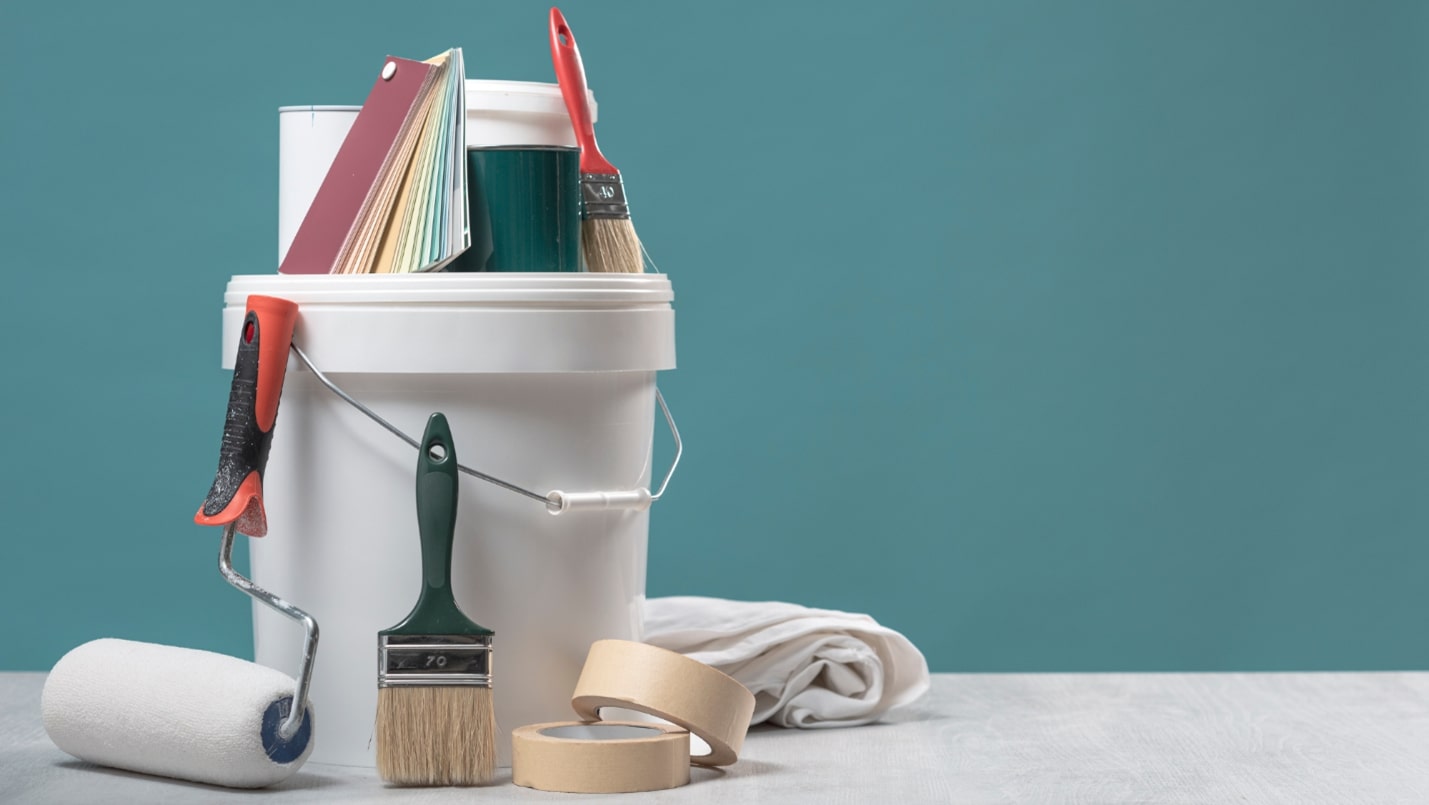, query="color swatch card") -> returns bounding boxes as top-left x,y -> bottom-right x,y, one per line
280,49 -> 469,274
